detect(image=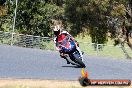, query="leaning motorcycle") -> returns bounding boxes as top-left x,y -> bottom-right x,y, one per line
59,36 -> 86,68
